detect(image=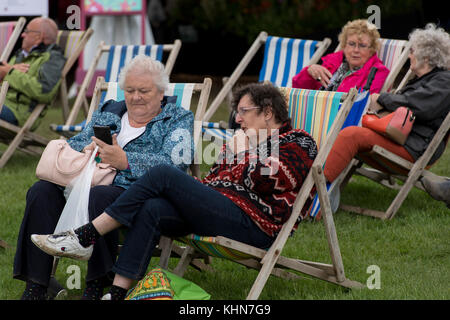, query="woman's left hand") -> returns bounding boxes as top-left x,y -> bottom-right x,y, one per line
91,134 -> 128,170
